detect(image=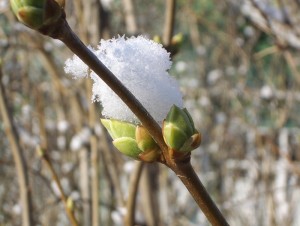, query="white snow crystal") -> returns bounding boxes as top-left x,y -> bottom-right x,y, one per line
65,54 -> 89,79
64,36 -> 183,123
